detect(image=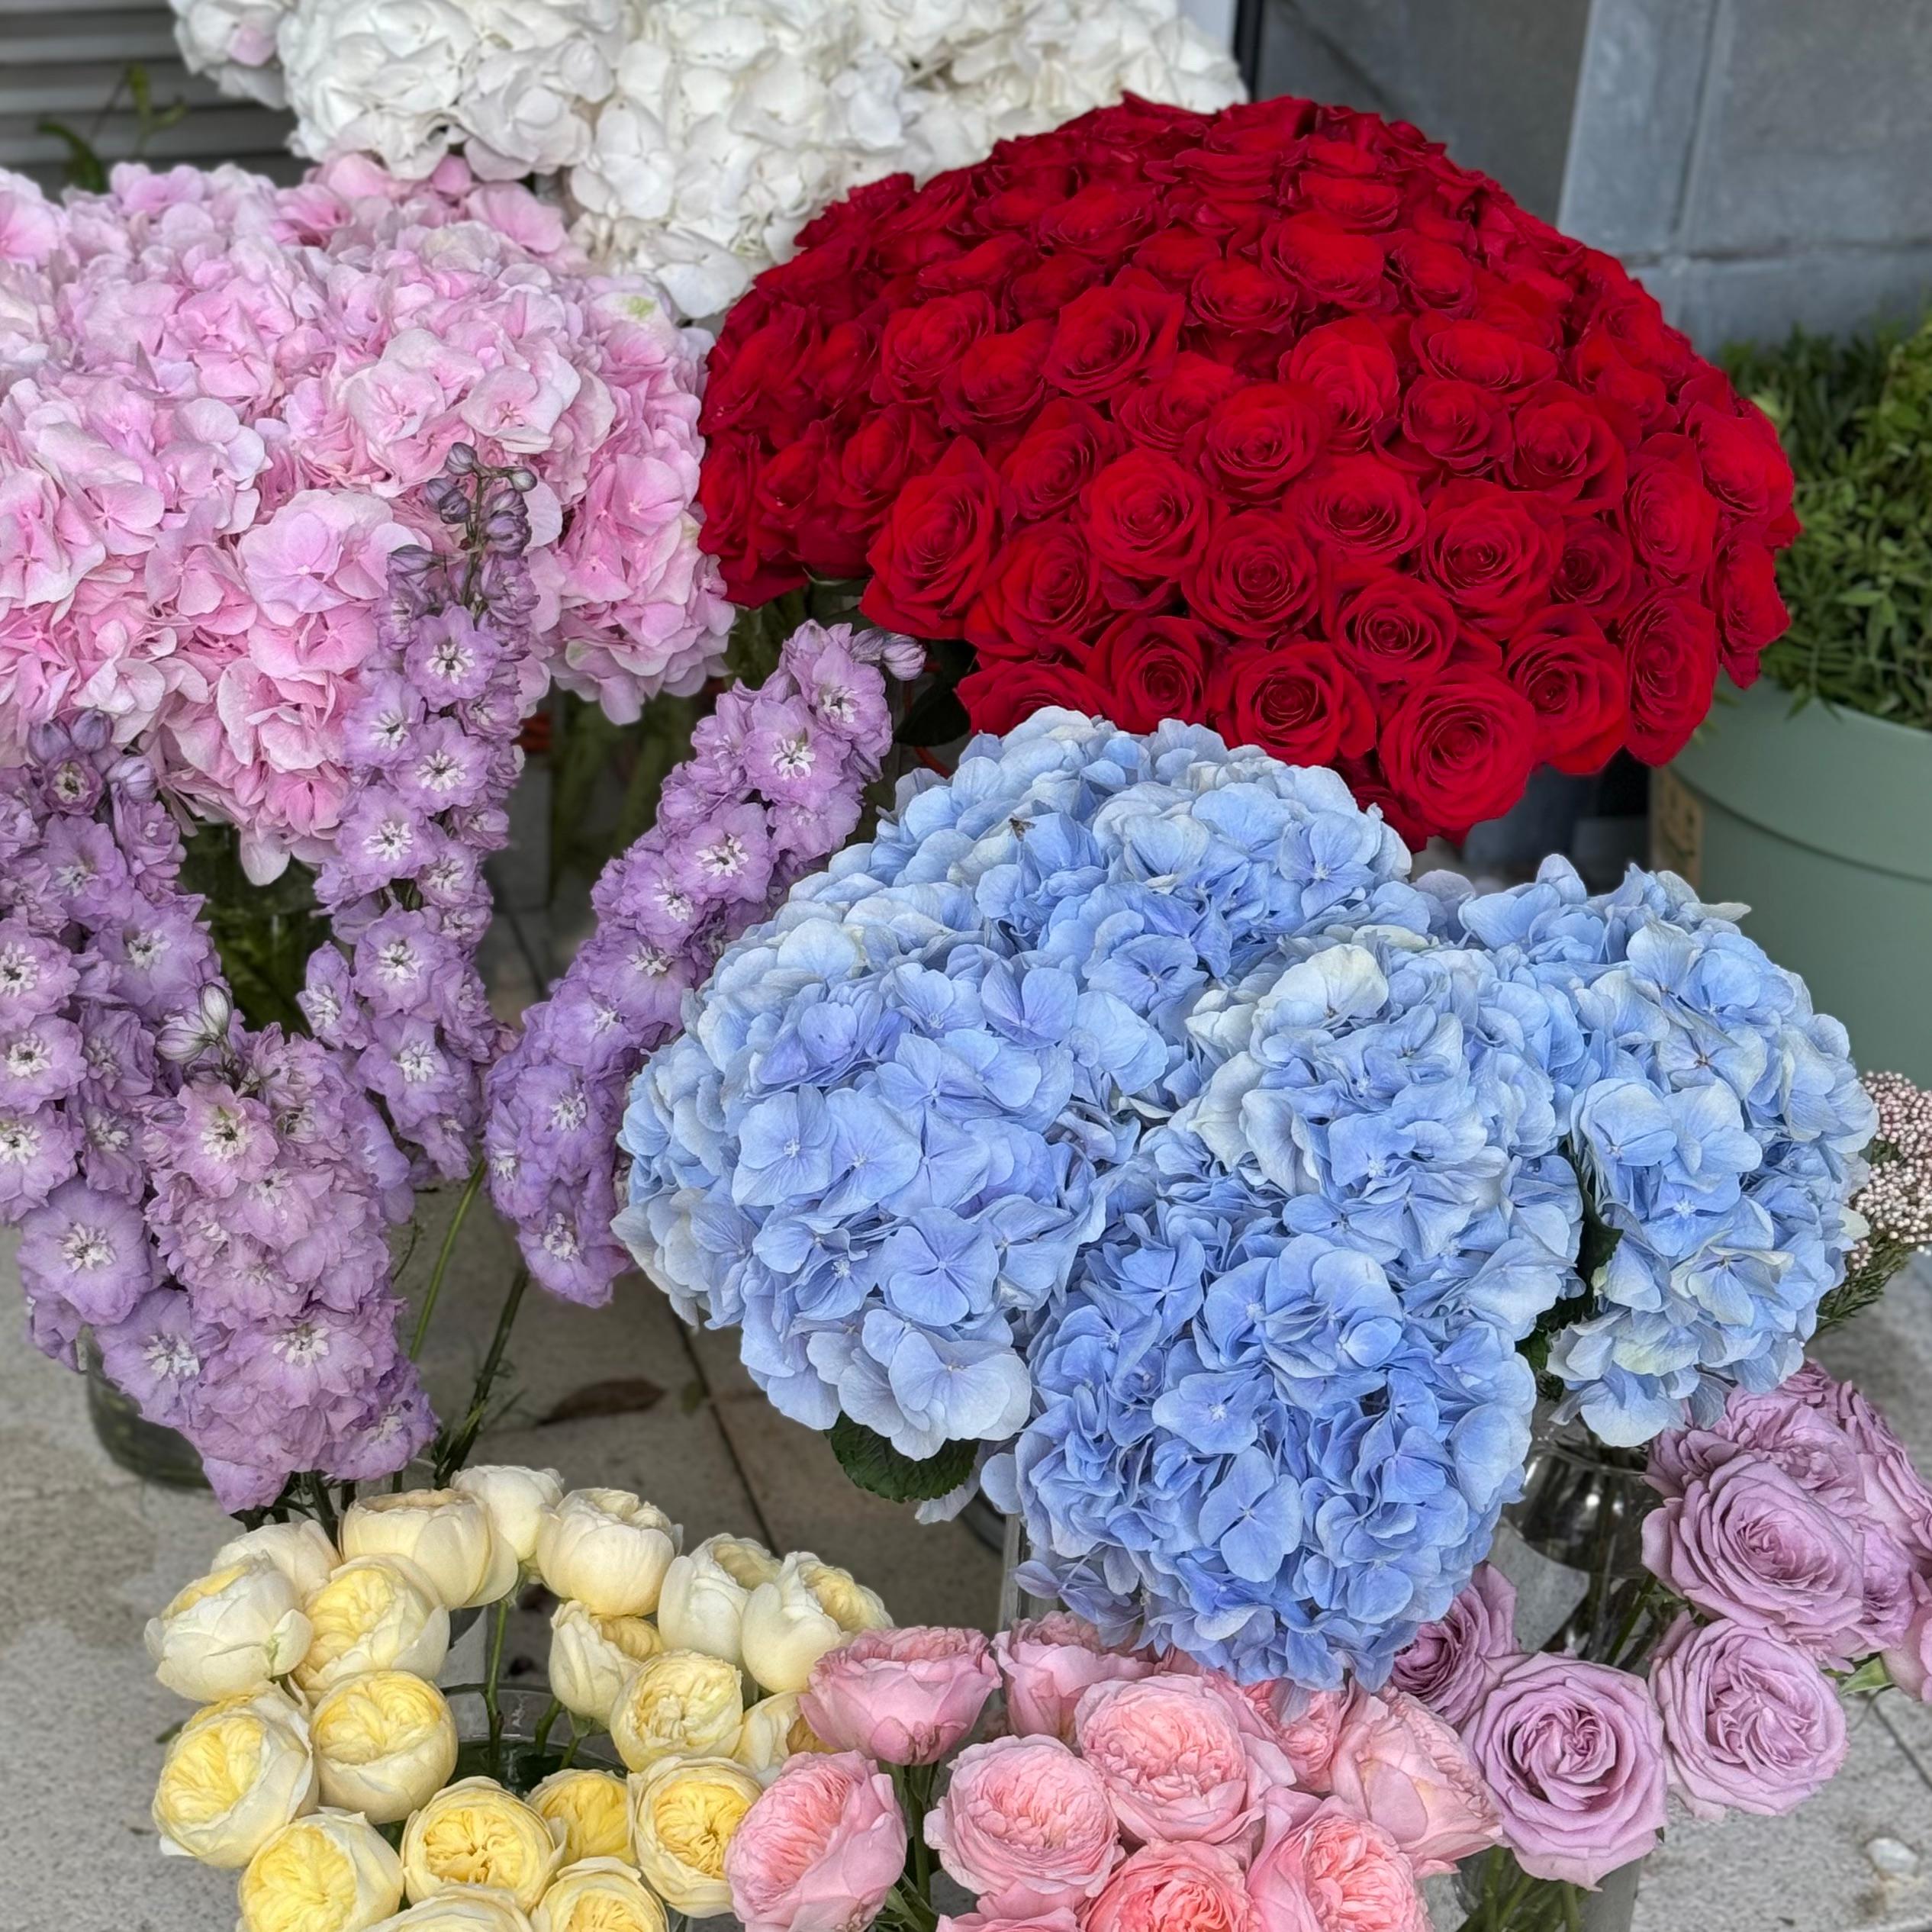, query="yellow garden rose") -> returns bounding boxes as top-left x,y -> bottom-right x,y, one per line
296,1557 -> 449,1698
655,1534 -> 780,1667
401,1777 -> 565,1911
238,1808 -> 404,1932
342,1490 -> 515,1612
734,1691 -> 836,1785
145,1557 -> 312,1703
608,1649 -> 745,1773
153,1686 -> 317,1868
536,1490 -> 680,1618
739,1554 -> 890,1695
311,1670 -> 459,1824
546,1600 -> 664,1726
532,1860 -> 668,1932
626,1757 -> 762,1915
527,1771 -> 632,1866
367,1892 -> 533,1931
214,1519 -> 340,1600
